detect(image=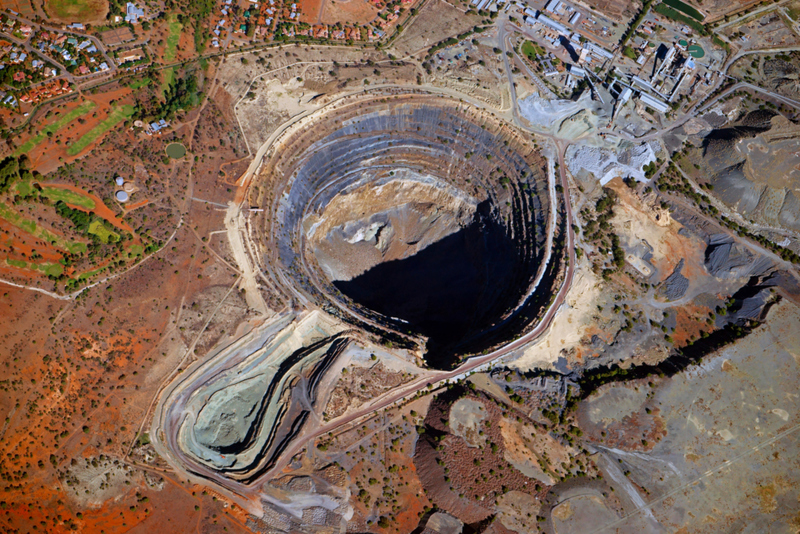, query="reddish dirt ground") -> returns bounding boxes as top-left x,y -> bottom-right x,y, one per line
320,0 -> 379,25
25,88 -> 135,174
0,79 -> 260,533
671,303 -> 714,347
298,0 -> 325,23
